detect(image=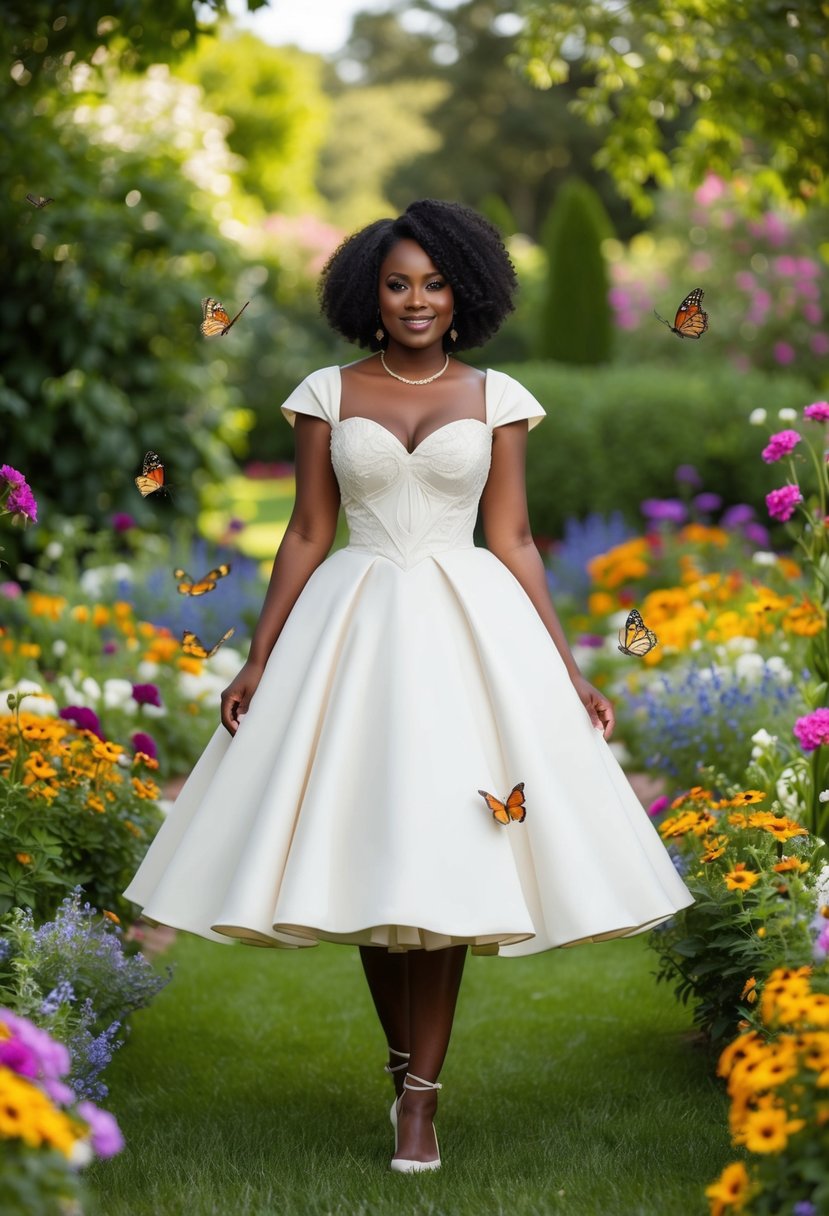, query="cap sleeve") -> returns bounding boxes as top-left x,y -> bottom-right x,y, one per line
486,369 -> 546,432
280,366 -> 340,428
